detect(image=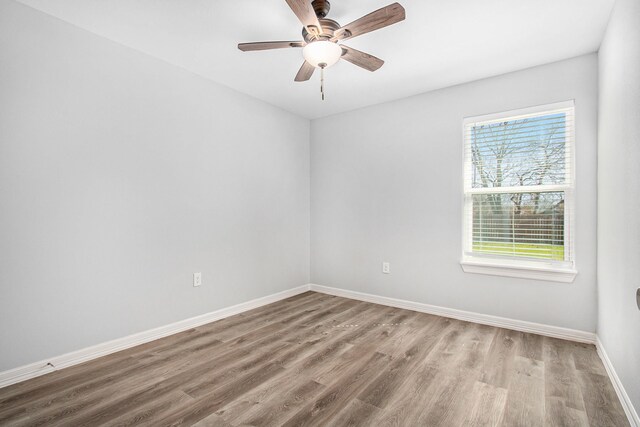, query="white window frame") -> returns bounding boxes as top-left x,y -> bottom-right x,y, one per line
460,101 -> 577,283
